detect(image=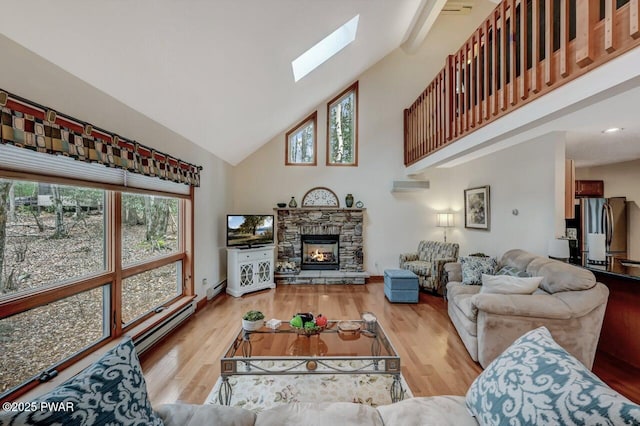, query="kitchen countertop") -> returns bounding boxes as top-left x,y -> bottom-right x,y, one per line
581,259 -> 640,281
